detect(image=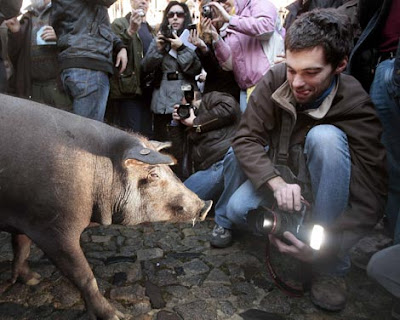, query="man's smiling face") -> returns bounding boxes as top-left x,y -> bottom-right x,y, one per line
286,46 -> 345,105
